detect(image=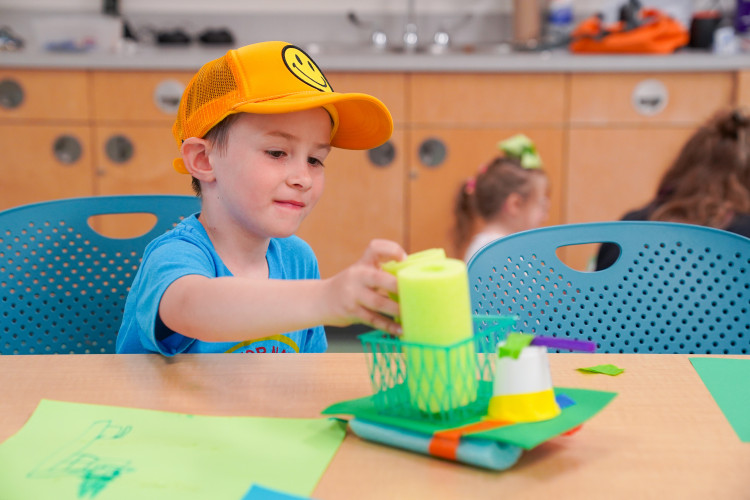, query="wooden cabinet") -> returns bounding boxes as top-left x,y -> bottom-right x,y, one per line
91,71 -> 190,123
1,66 -> 746,274
564,72 -> 734,270
90,71 -> 195,237
0,70 -> 94,211
0,68 -> 196,235
305,72 -> 567,270
738,70 -> 750,107
0,123 -> 93,210
94,124 -> 189,196
90,70 -> 194,197
407,73 -> 566,258
0,69 -> 90,121
568,72 -> 733,125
